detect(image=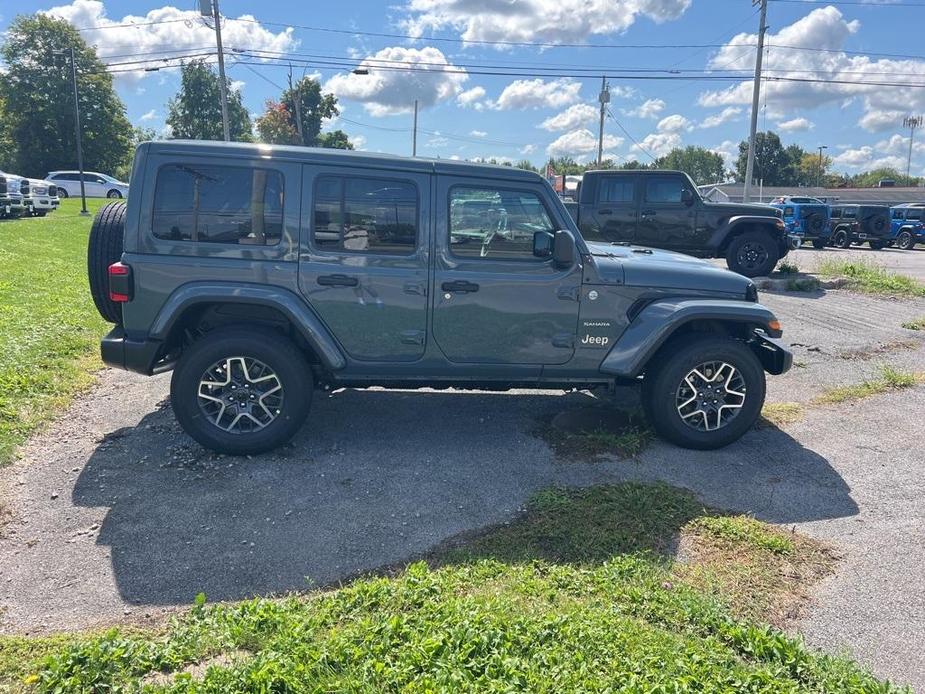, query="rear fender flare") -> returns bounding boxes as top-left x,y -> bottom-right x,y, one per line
599,298 -> 782,378
149,282 -> 347,370
710,216 -> 785,251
